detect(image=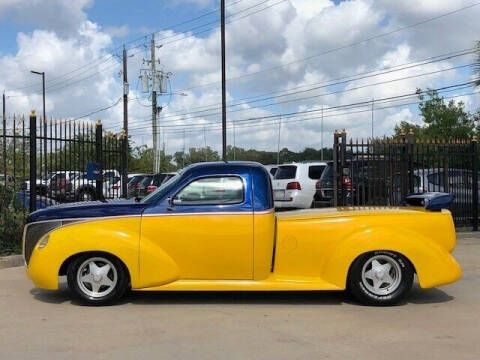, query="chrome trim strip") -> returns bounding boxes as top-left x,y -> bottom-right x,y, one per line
141,211 -> 254,217
25,210 -> 274,227
25,214 -> 142,226
254,209 -> 274,215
